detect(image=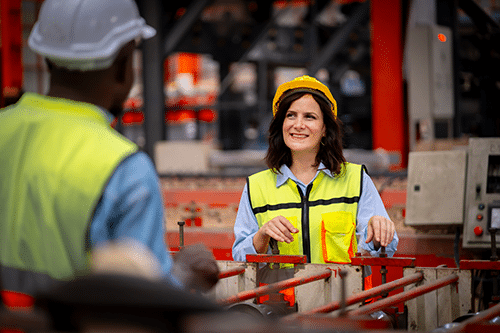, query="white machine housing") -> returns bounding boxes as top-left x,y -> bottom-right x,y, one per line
405,138 -> 500,249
